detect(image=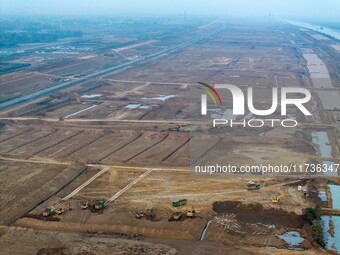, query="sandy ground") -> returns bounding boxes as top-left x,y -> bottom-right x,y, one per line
0,226 -> 332,255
